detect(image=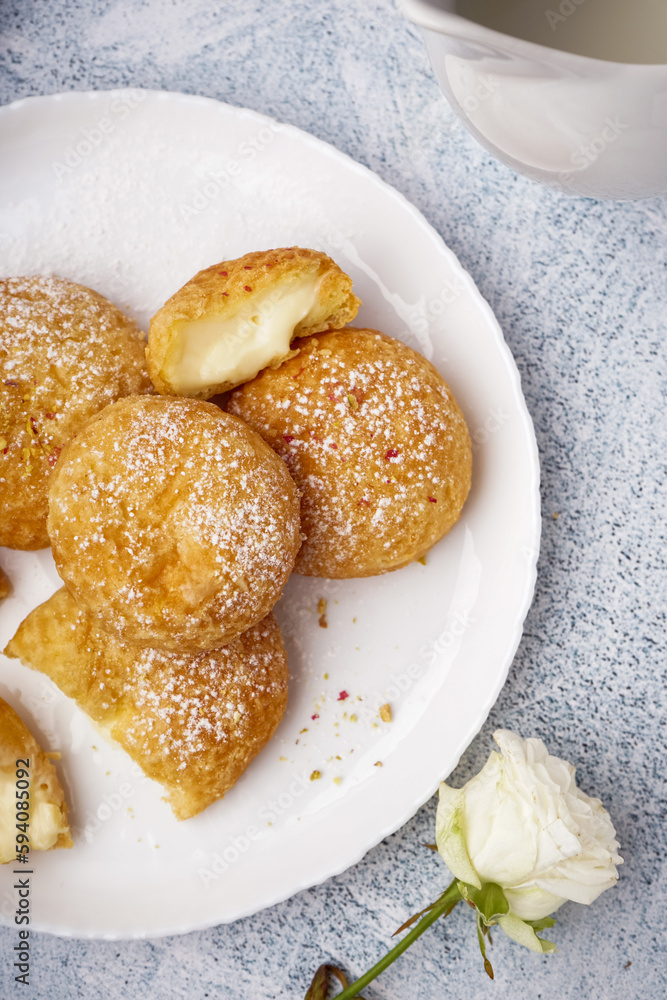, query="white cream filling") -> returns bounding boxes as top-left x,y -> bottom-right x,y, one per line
169,275 -> 322,393
30,802 -> 65,851
0,767 -> 67,862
